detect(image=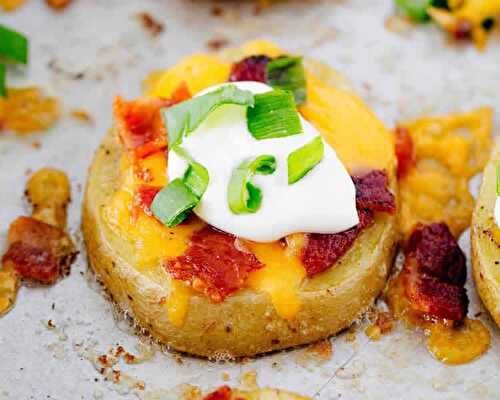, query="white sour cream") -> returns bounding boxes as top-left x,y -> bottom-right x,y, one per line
167,82 -> 358,242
